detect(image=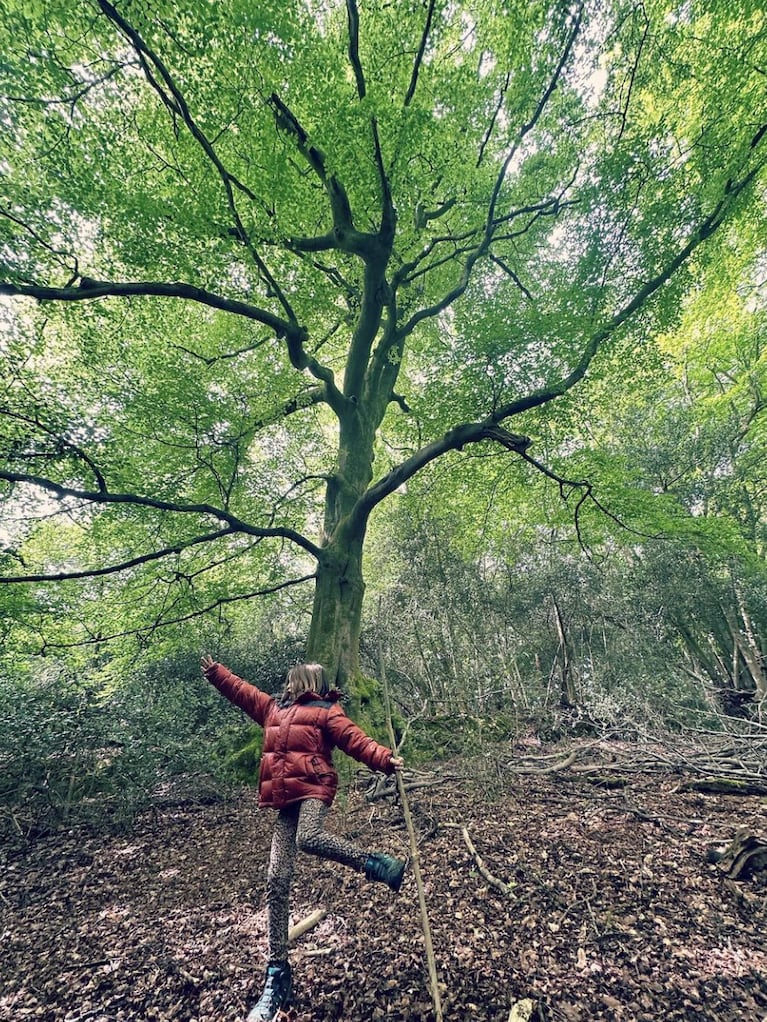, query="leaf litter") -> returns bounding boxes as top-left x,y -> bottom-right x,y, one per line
1,756 -> 766,1022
